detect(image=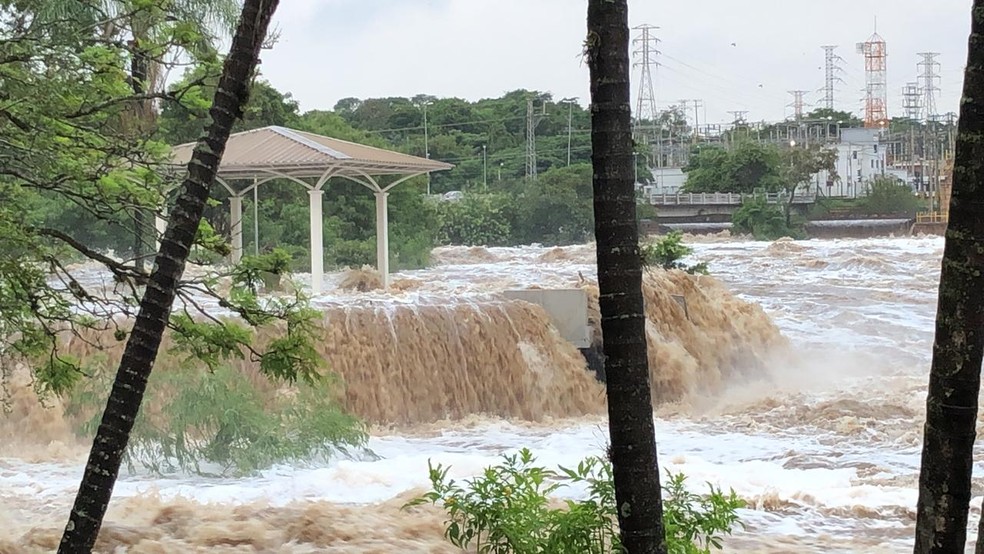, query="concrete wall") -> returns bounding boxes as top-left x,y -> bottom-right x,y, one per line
503,289 -> 592,349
